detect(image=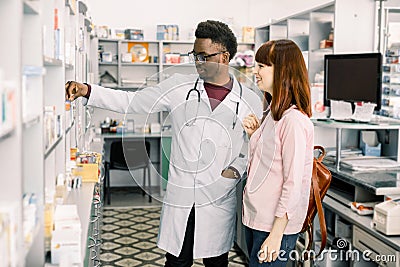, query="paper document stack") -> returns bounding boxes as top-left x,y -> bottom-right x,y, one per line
324,147 -> 363,164
340,156 -> 400,171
